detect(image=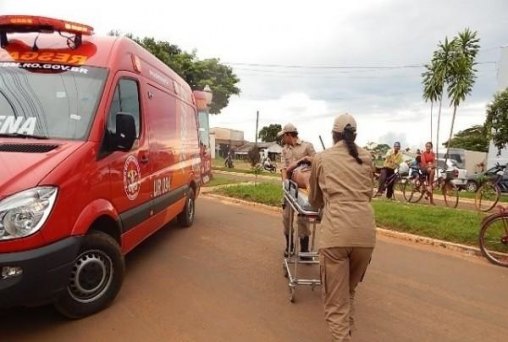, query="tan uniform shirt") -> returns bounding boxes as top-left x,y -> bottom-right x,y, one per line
282,139 -> 316,169
308,142 -> 376,249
